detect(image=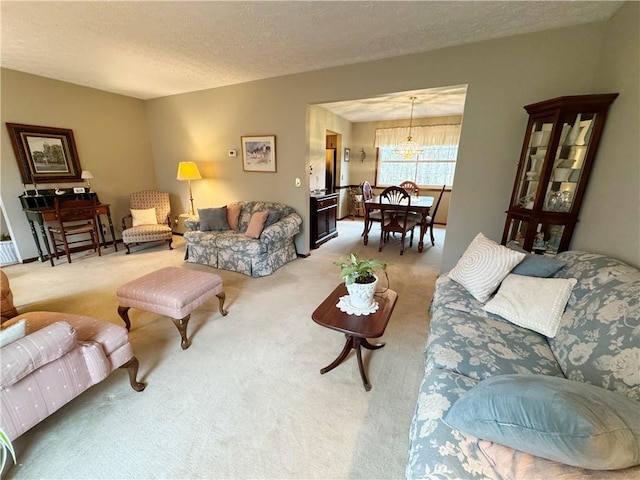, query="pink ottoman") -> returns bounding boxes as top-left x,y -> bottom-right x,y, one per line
116,267 -> 228,349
